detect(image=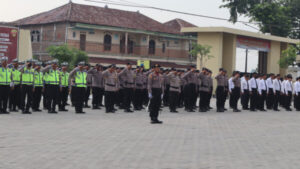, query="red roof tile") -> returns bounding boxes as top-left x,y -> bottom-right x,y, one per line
163,18 -> 197,32
13,2 -> 193,35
